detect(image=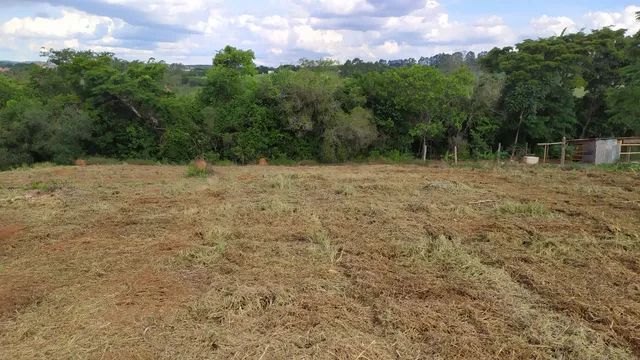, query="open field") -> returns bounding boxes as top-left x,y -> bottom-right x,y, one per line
1,163 -> 639,359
